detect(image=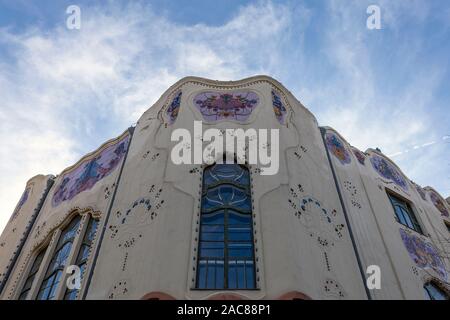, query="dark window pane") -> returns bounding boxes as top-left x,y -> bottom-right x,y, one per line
215,260 -> 224,289
201,212 -> 224,225
197,260 -> 207,289
236,261 -> 246,289
228,212 -> 251,225
201,232 -> 224,241
228,226 -> 252,241
206,260 -> 216,289
199,244 -> 224,258
228,243 -> 253,257
228,260 -> 237,289
246,261 -> 255,288
197,164 -> 255,290
201,225 -> 224,233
